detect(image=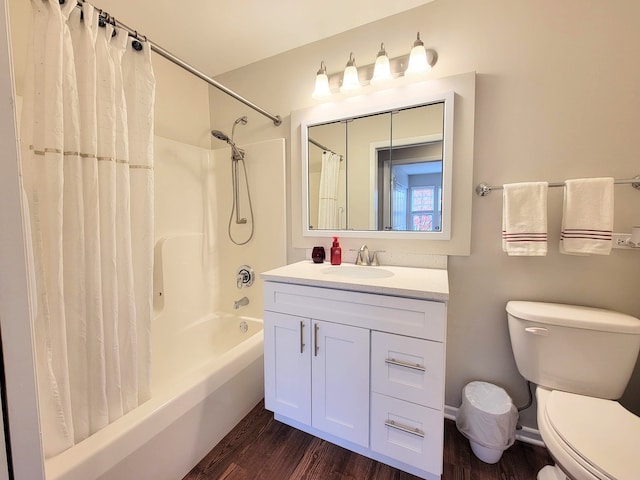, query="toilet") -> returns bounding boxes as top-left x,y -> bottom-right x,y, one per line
507,301 -> 640,480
